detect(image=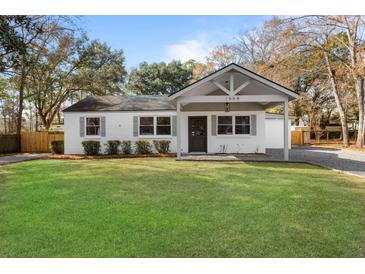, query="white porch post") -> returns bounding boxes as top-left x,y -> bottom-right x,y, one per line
176,99 -> 181,159
284,98 -> 289,161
